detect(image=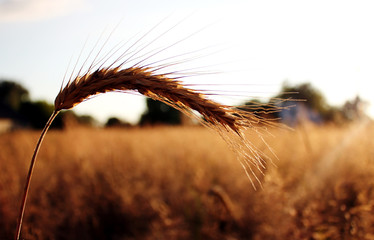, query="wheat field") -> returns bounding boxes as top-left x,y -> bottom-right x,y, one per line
1,120 -> 374,239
